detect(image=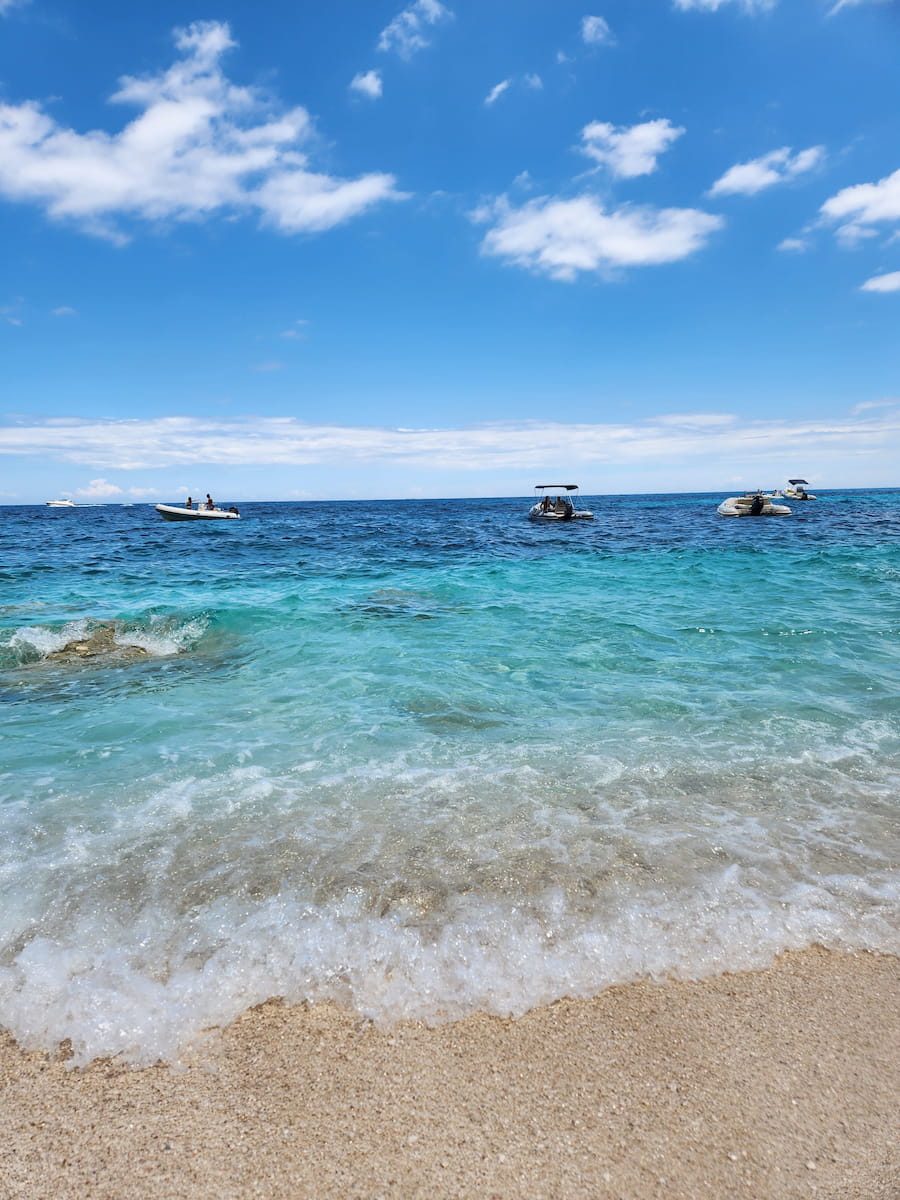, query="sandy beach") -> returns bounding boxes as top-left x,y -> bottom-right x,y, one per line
0,947 -> 896,1199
